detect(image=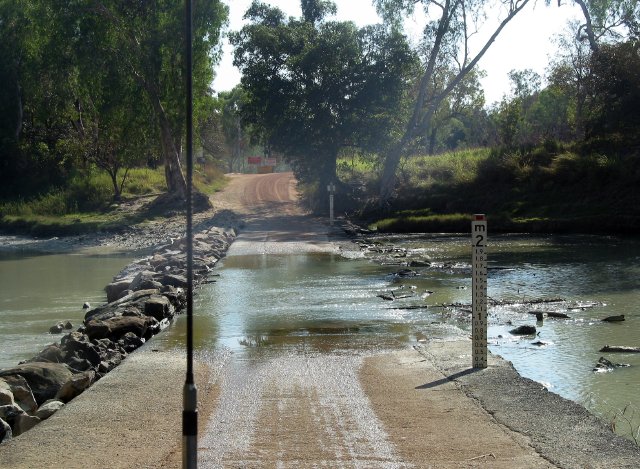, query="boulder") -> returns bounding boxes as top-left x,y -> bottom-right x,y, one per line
0,417 -> 11,443
129,271 -> 161,292
35,399 -> 65,420
104,279 -> 130,302
85,289 -> 158,322
144,295 -> 174,320
161,273 -> 188,288
85,316 -> 152,341
593,356 -> 631,372
0,375 -> 37,413
0,379 -> 14,407
0,404 -> 25,426
55,371 -> 95,403
510,325 -> 537,336
64,356 -> 93,372
12,414 -> 40,436
49,323 -> 65,334
36,344 -> 64,363
60,332 -> 102,366
599,345 -> 640,353
119,332 -> 145,353
0,362 -> 73,405
602,314 -> 625,322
